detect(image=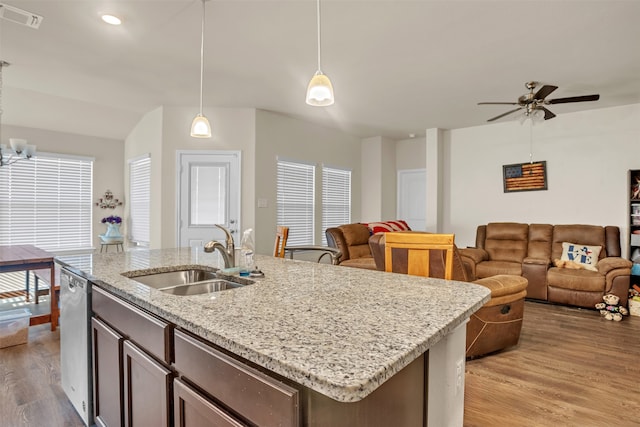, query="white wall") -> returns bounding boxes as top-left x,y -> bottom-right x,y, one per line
159,106 -> 256,249
444,103 -> 640,256
254,110 -> 362,255
396,137 -> 426,170
125,106 -> 256,249
4,124 -> 124,250
361,136 -> 397,222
